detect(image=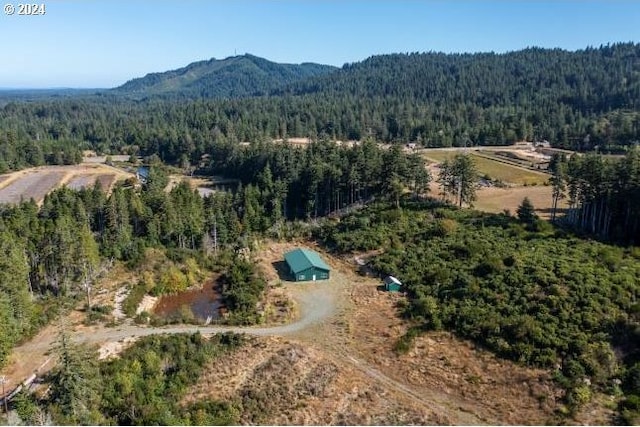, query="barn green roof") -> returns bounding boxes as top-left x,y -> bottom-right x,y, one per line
284,248 -> 330,274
